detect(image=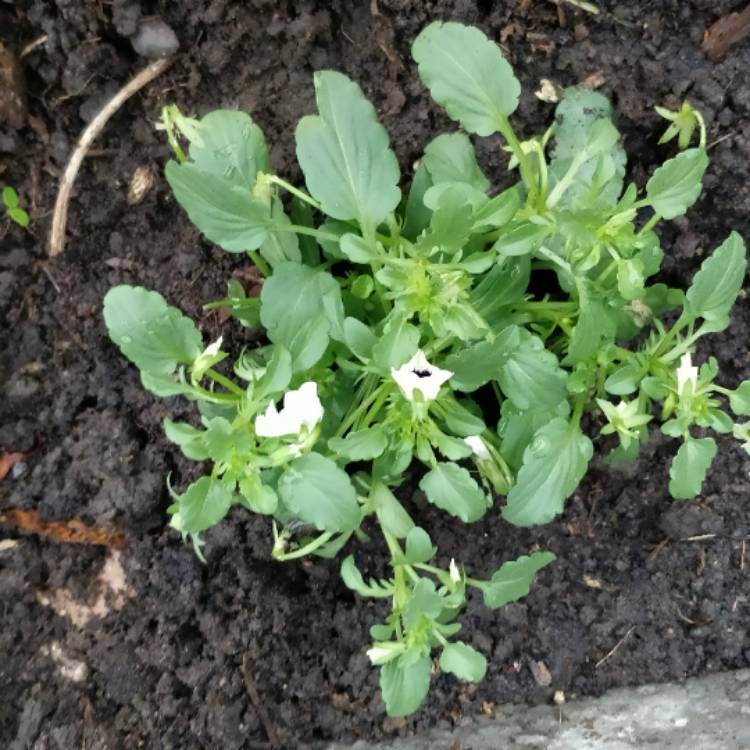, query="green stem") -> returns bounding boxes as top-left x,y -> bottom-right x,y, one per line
638,213 -> 661,236
651,312 -> 691,358
382,529 -> 408,638
190,383 -> 241,403
546,151 -> 587,208
268,175 -> 320,209
498,118 -> 537,204
571,393 -> 587,427
335,377 -> 384,437
205,368 -> 245,396
275,224 -> 341,243
273,531 -> 334,561
248,250 -> 272,277
360,386 -> 392,430
696,110 -> 707,149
